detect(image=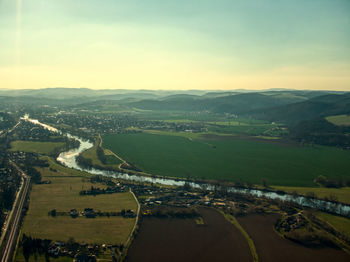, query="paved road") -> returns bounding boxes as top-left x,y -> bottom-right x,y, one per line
0,162 -> 30,262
